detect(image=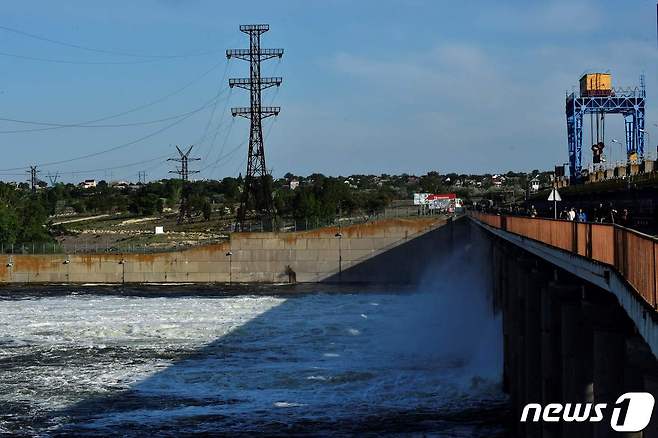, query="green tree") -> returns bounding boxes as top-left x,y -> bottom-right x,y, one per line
0,204 -> 19,245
